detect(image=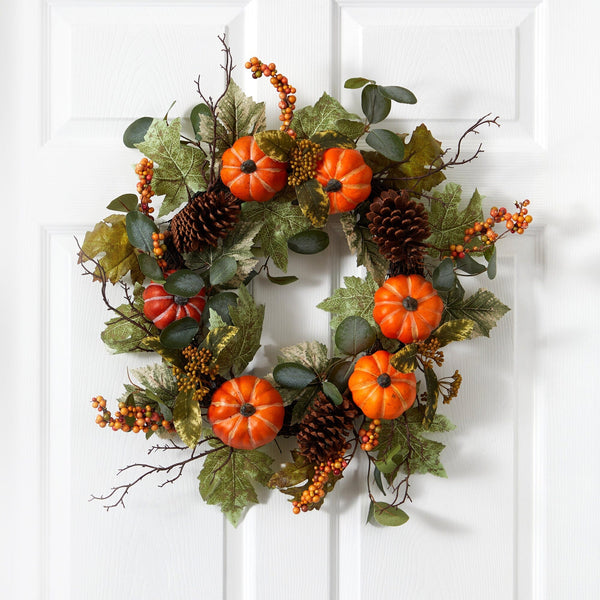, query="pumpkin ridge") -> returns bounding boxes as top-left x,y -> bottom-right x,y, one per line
229,379 -> 245,405
251,413 -> 280,433
230,146 -> 245,165
152,304 -> 177,326
184,302 -> 203,320
379,307 -> 405,327
339,164 -> 369,183
227,415 -> 244,446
